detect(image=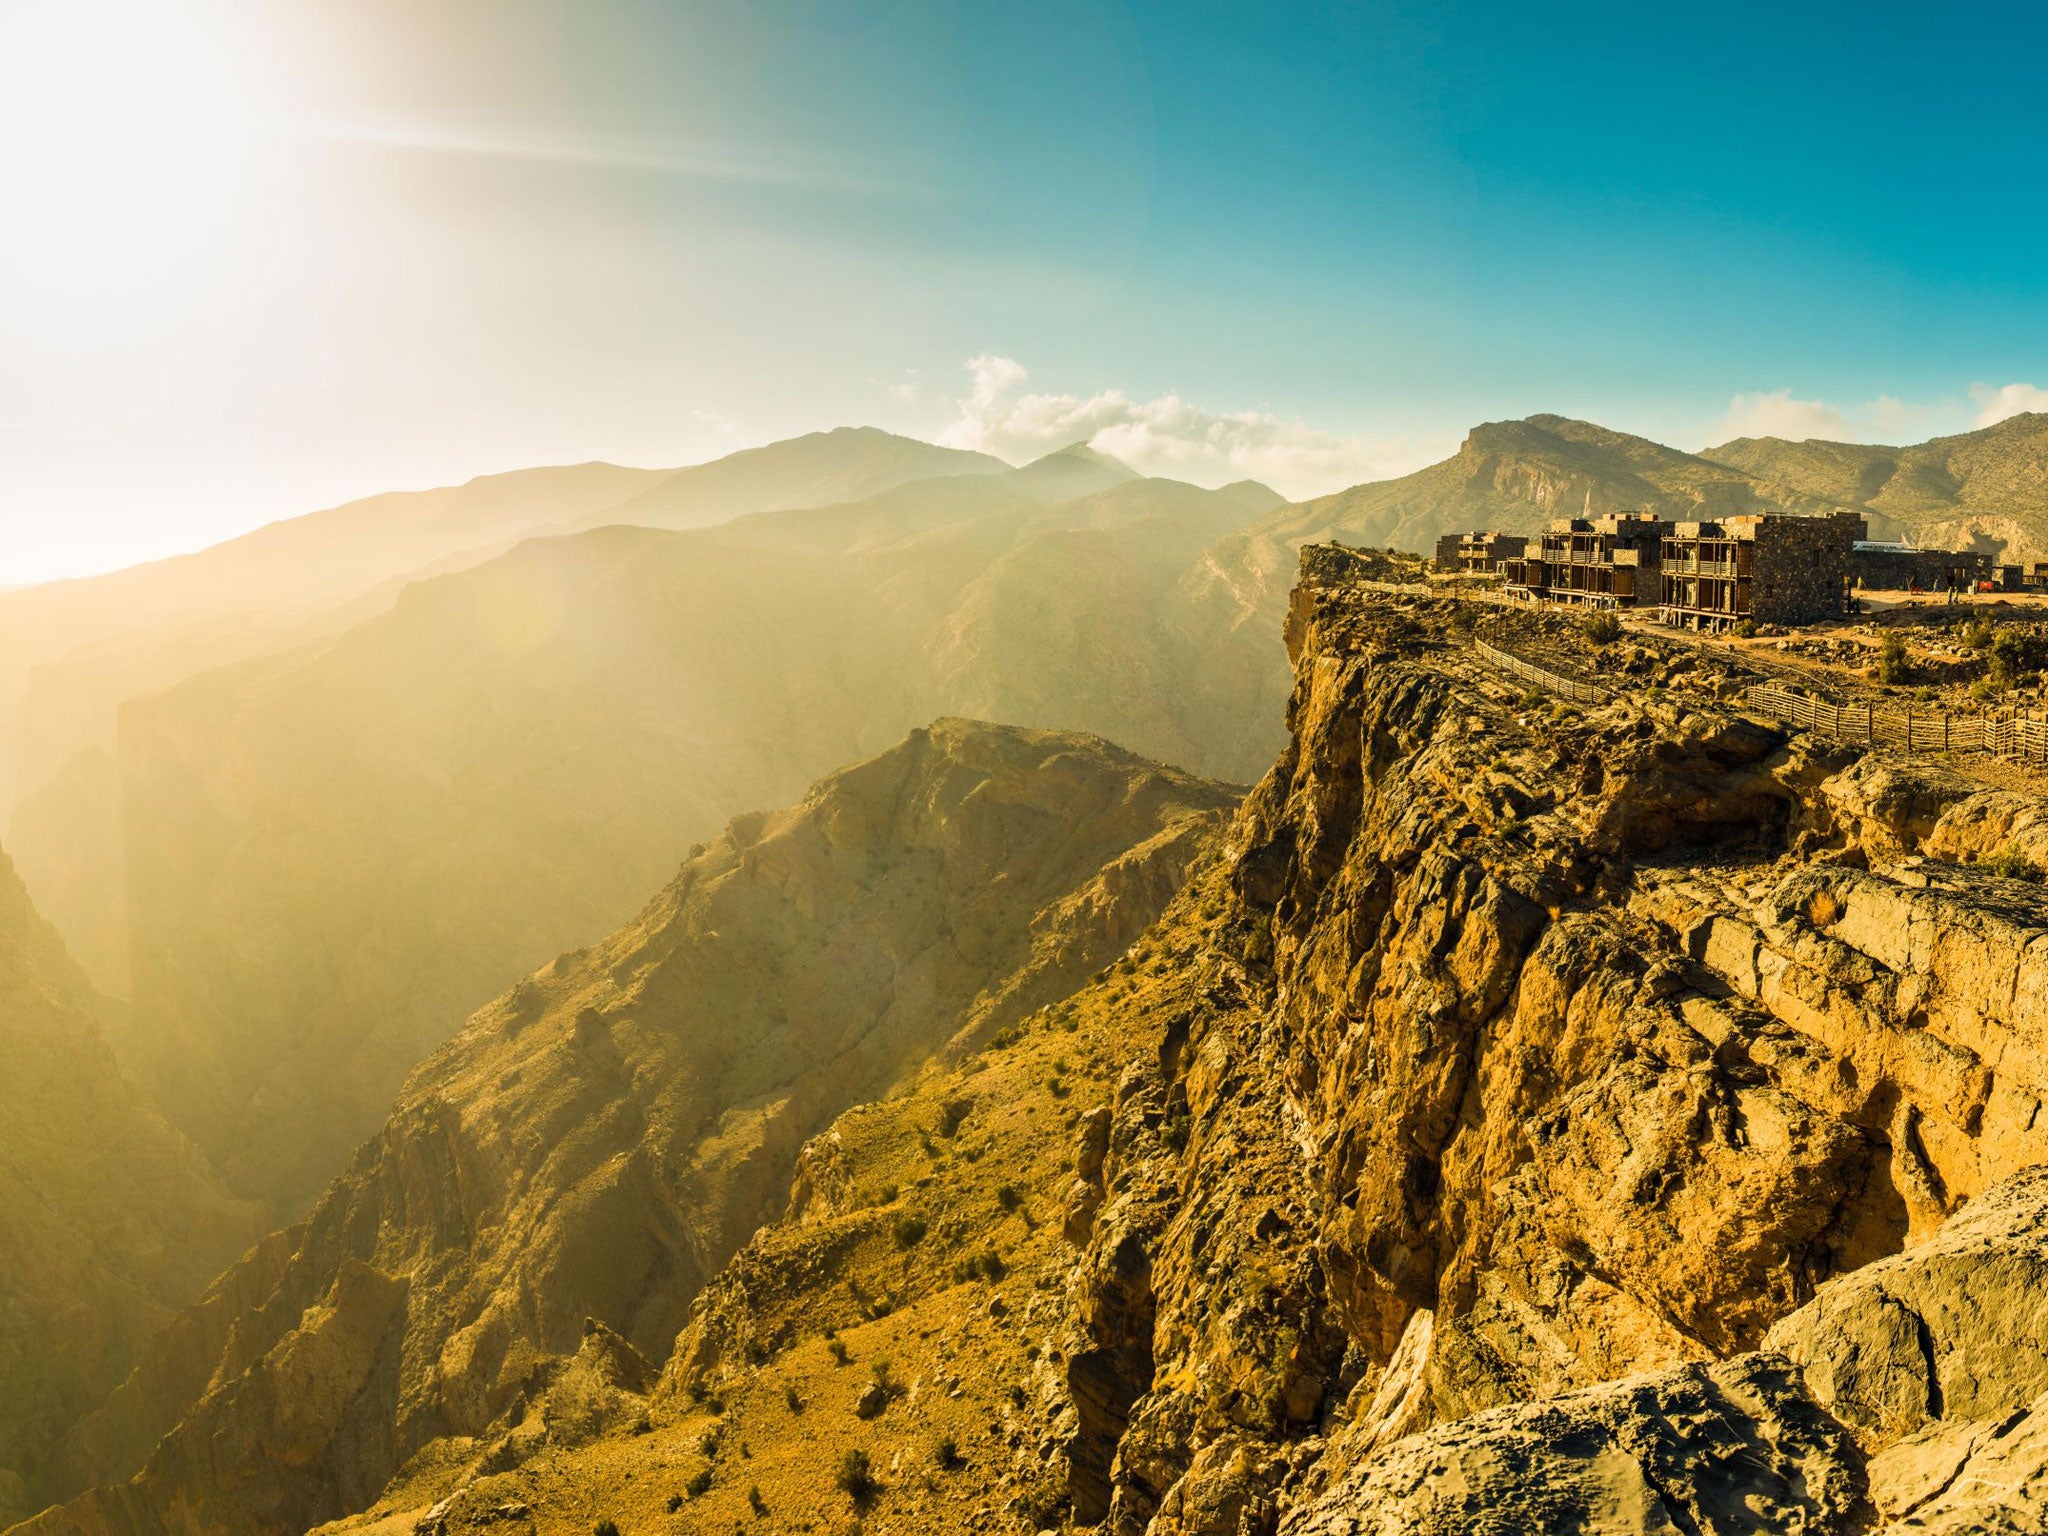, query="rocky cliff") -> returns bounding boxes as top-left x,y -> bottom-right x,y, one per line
21,557 -> 2048,1536
16,721 -> 1233,1536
